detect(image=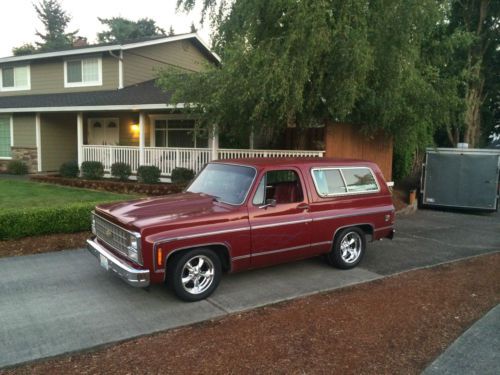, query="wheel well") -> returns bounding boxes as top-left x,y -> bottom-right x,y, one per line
334,224 -> 374,242
166,244 -> 231,272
